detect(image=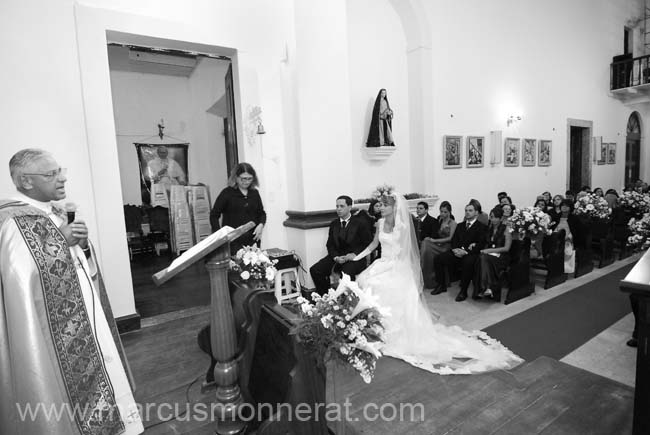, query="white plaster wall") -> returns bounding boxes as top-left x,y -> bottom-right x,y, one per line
0,0 -> 295,317
422,0 -> 643,214
187,57 -> 230,203
346,0 -> 411,200
109,69 -> 193,205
